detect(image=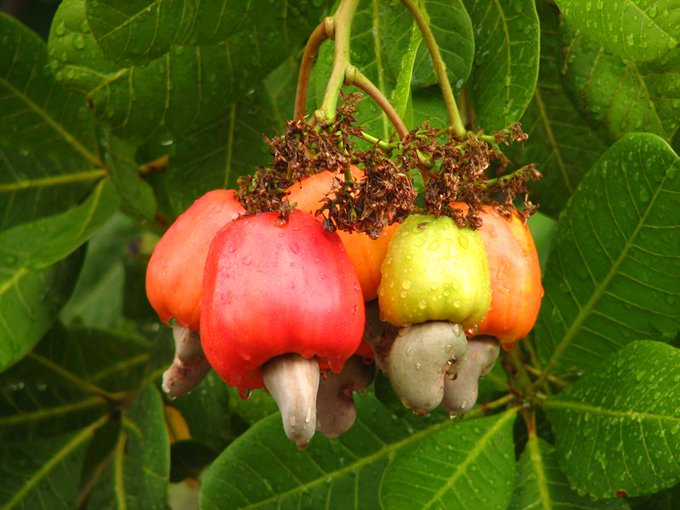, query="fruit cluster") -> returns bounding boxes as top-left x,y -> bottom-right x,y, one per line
145,165 -> 543,447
